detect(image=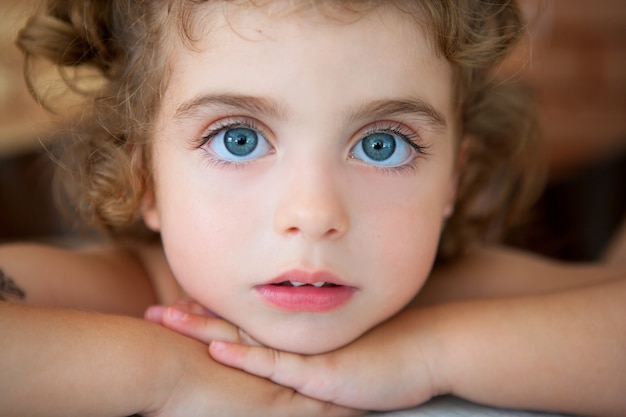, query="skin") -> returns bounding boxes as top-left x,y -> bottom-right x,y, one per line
0,244 -> 356,417
141,3 -> 458,354
154,247 -> 626,416
604,218 -> 626,266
